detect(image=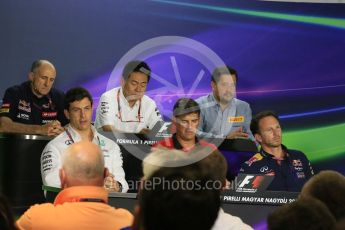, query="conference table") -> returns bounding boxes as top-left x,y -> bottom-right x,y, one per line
0,131 -> 295,227
108,190 -> 298,227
